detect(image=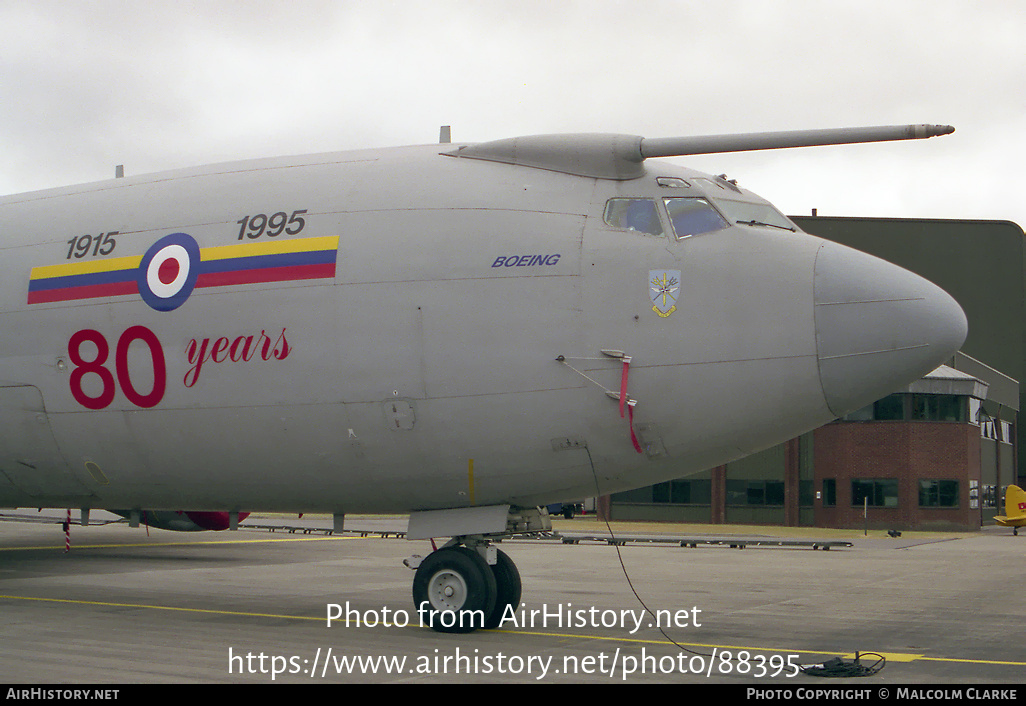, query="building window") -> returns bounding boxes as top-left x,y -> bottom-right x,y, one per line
610,486 -> 653,503
982,419 -> 1008,440
747,482 -> 765,505
911,395 -> 966,422
919,480 -> 959,507
874,395 -> 905,420
982,485 -> 998,509
685,479 -> 712,504
822,479 -> 836,507
841,394 -> 905,421
653,479 -> 712,504
726,480 -> 784,506
613,479 -> 711,504
840,394 -> 970,423
852,479 -> 899,508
